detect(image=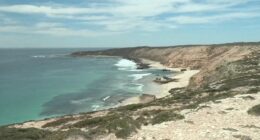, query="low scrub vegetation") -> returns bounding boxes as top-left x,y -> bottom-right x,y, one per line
248,87 -> 260,94
117,103 -> 145,112
0,127 -> 91,140
73,113 -> 140,138
42,117 -> 75,128
73,109 -> 184,138
151,110 -> 184,124
0,127 -> 51,140
247,104 -> 260,116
